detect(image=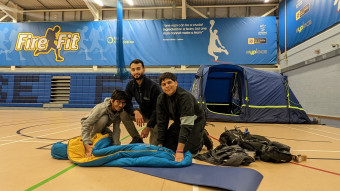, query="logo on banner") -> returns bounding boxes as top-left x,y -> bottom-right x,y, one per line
296,19 -> 312,33
296,0 -> 303,9
15,25 -> 80,62
335,0 -> 340,12
258,25 -> 267,35
296,4 -> 310,21
248,38 -> 267,44
246,49 -> 267,55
